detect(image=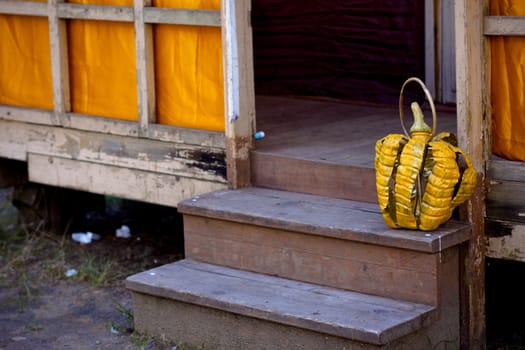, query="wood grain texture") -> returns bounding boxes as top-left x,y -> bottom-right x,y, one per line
26,125 -> 226,182
489,159 -> 525,182
252,151 -> 377,203
179,188 -> 471,254
252,96 -> 457,202
134,0 -> 156,137
484,16 -> 525,36
223,0 -> 256,189
126,259 -> 436,345
486,221 -> 525,262
254,96 -> 457,168
27,154 -> 225,207
0,0 -> 47,16
49,0 -> 70,126
487,180 -> 525,223
184,215 -> 440,305
0,121 -> 30,161
455,0 -> 488,347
